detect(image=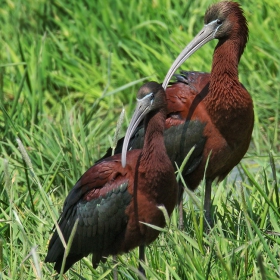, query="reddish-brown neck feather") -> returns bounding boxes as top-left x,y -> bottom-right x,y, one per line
204,18 -> 253,146
138,106 -> 177,215
141,107 -> 167,168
